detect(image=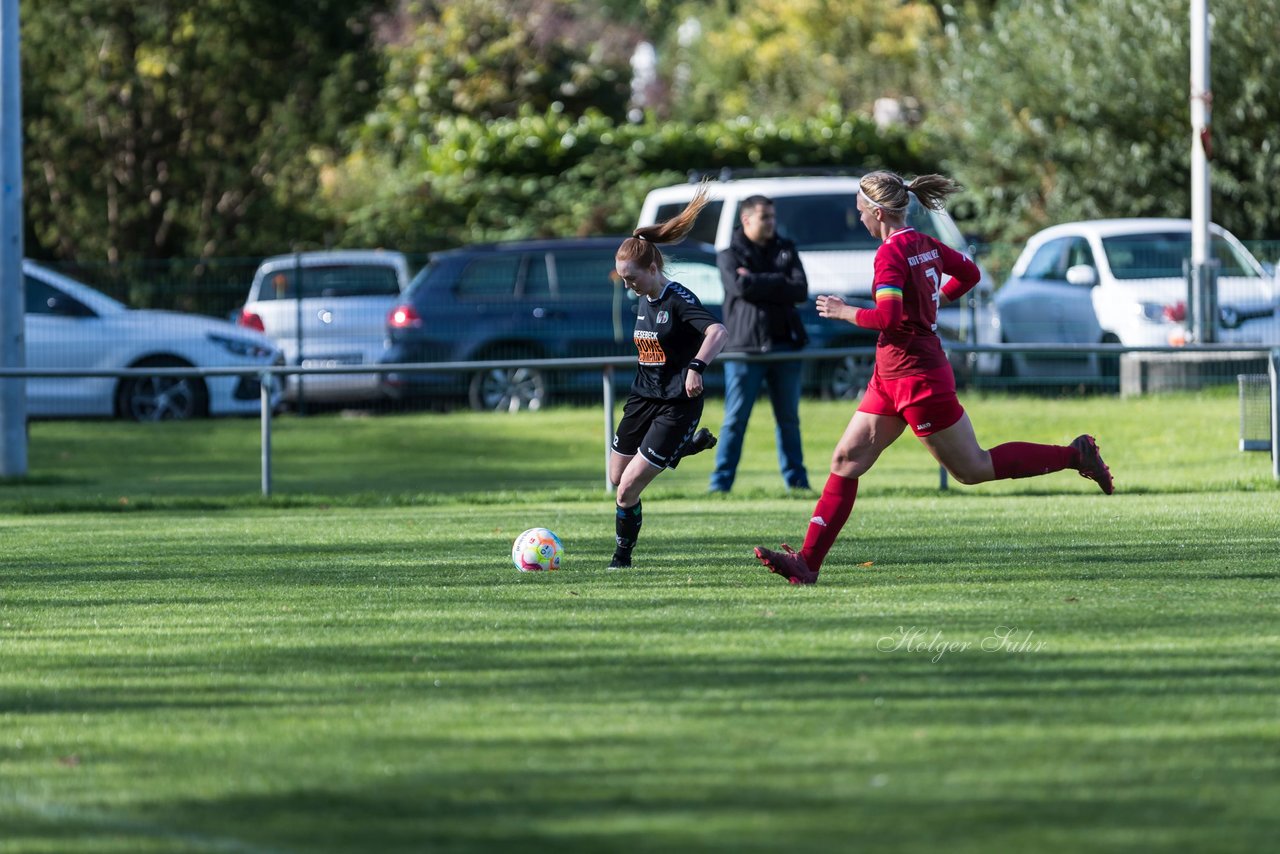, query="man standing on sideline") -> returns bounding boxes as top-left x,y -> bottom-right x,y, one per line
709,196 -> 811,493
